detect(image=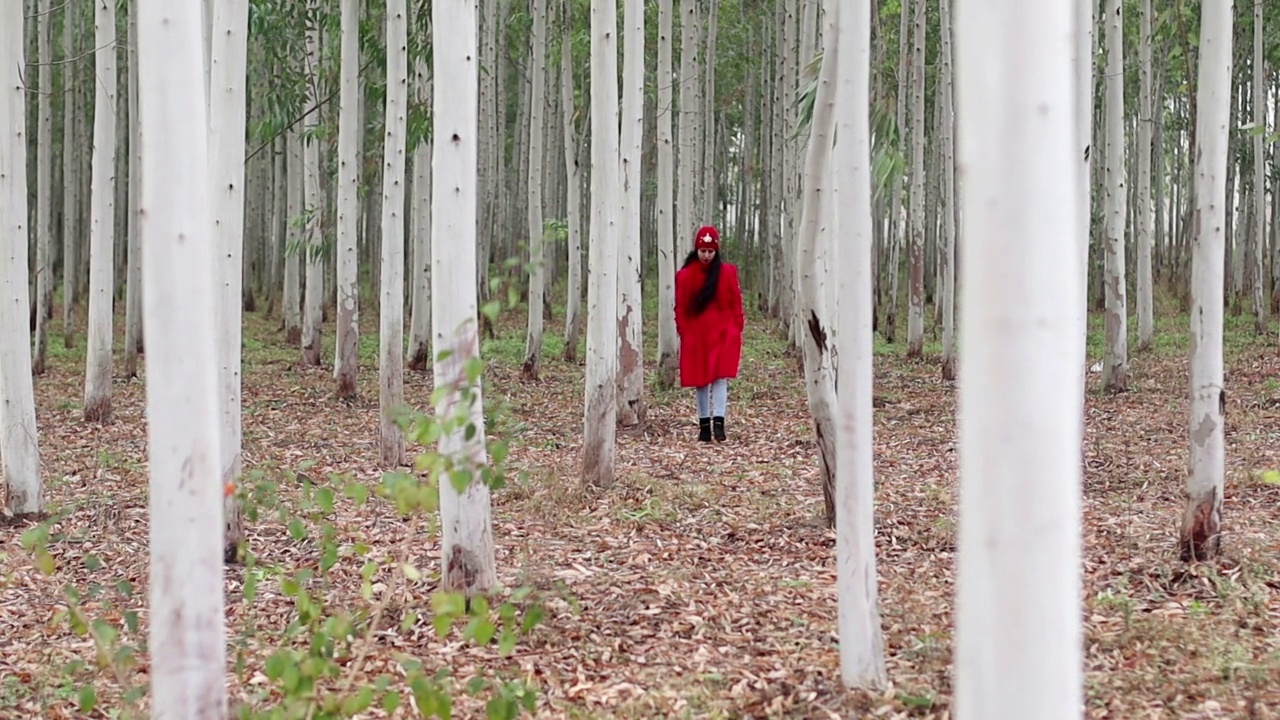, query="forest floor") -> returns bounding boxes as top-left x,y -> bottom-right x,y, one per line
3,294 -> 1280,719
